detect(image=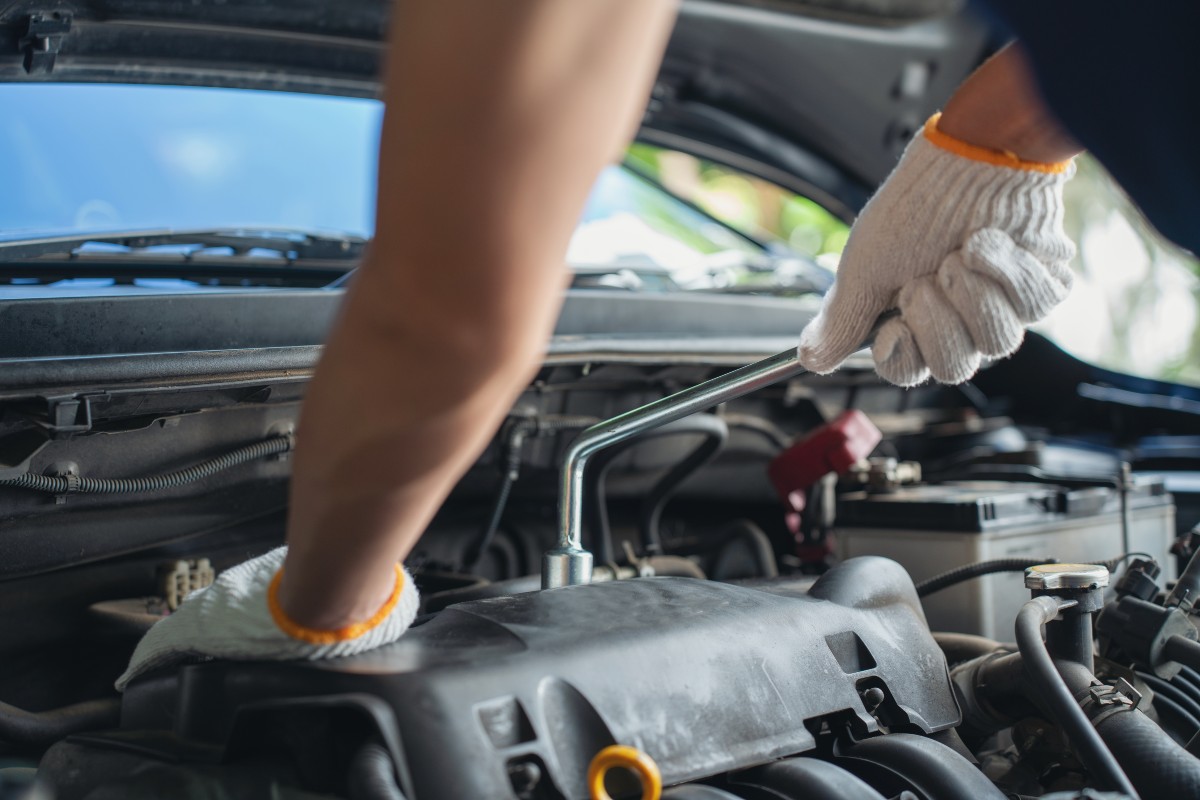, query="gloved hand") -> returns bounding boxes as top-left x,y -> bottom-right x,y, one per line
798,114 -> 1076,386
116,546 -> 419,690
